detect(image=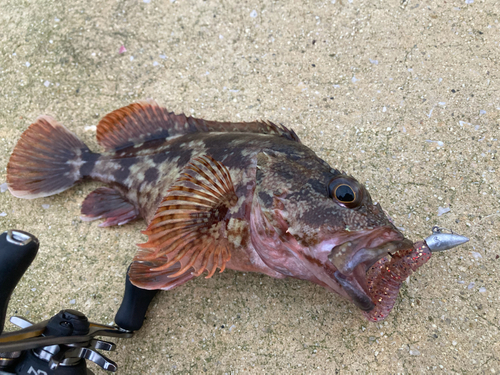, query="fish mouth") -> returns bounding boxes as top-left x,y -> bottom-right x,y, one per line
326,227 -> 414,315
